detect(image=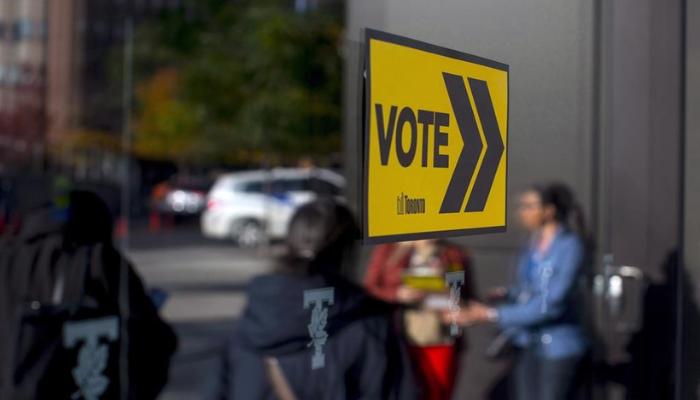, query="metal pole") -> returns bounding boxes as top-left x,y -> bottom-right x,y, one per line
120,16 -> 134,400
